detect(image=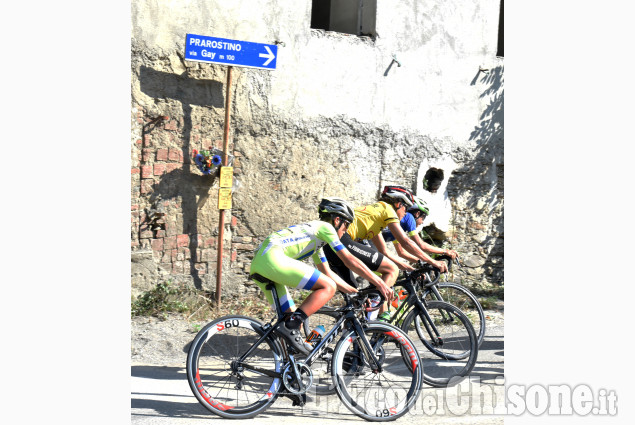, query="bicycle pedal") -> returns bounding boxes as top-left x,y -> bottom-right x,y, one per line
284,393 -> 307,406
